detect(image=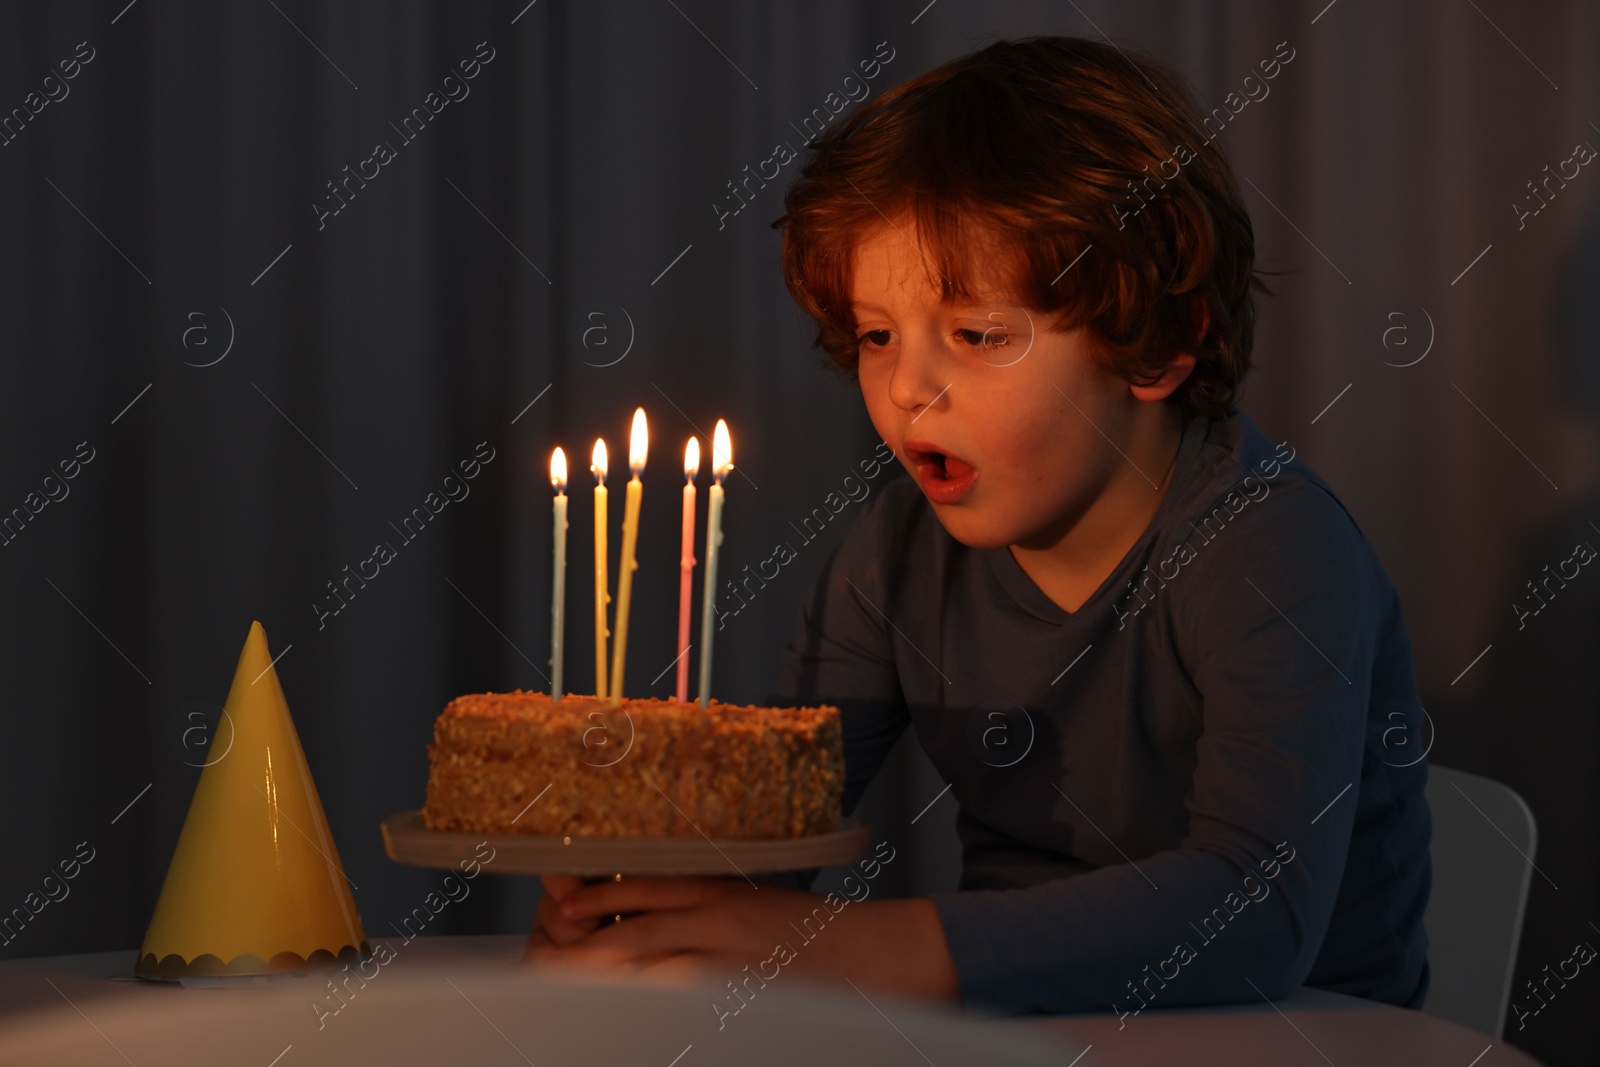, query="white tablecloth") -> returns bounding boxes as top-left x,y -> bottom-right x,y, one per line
0,934 -> 1540,1066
